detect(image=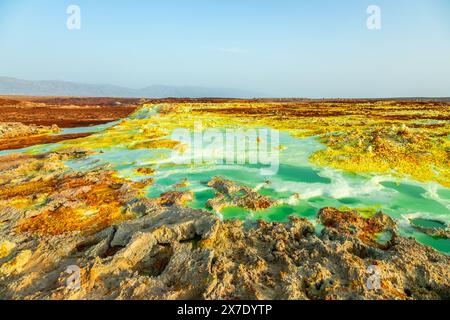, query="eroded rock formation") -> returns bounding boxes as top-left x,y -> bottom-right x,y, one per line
0,122 -> 60,139
206,177 -> 277,212
1,200 -> 449,299
0,150 -> 449,300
